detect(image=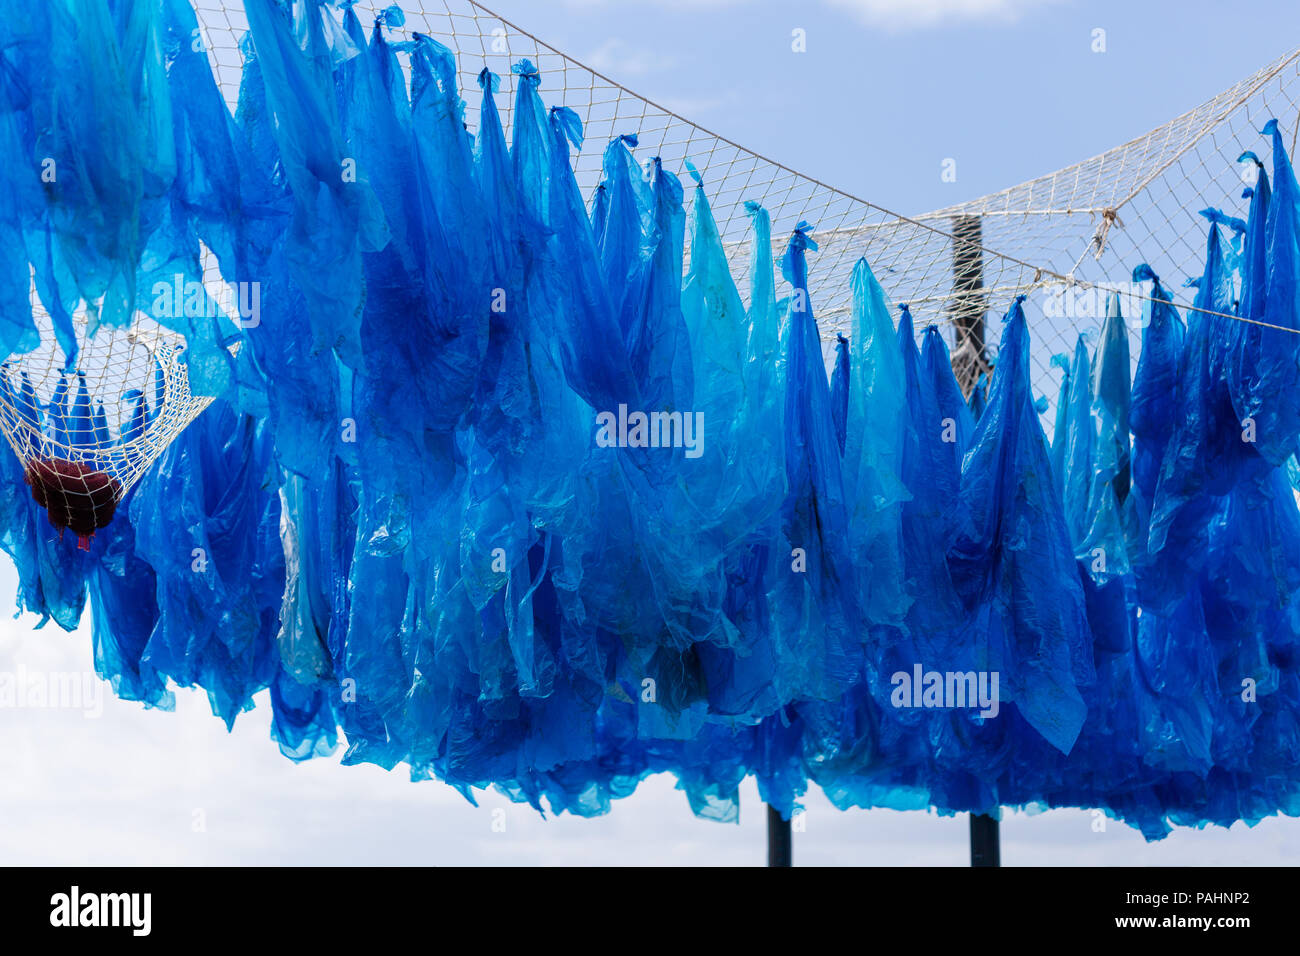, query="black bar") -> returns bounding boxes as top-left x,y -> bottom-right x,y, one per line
2,866 -> 1274,940
970,813 -> 1000,867
767,804 -> 792,867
